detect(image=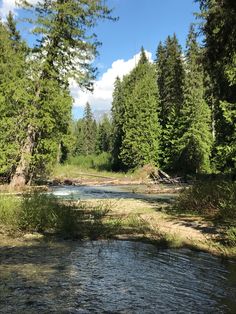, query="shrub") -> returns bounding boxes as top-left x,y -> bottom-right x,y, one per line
174,180 -> 236,220
225,227 -> 236,246
0,192 -> 117,239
